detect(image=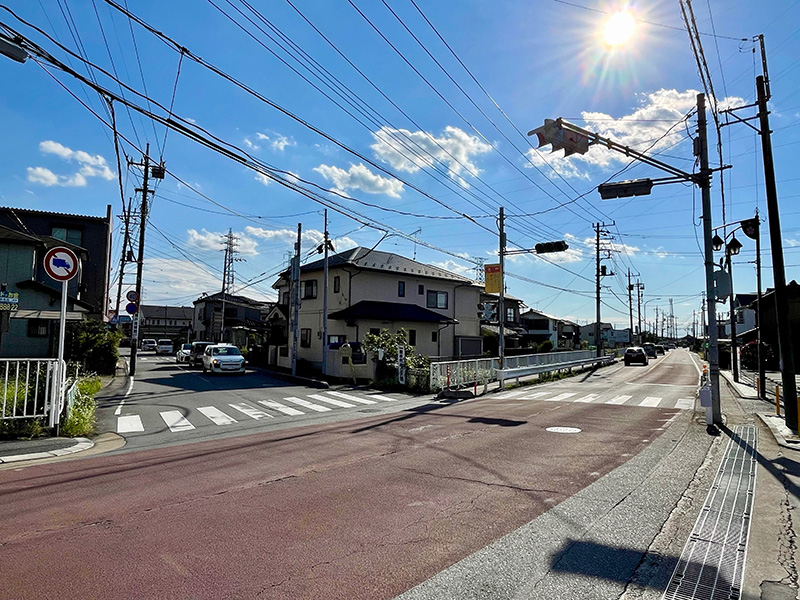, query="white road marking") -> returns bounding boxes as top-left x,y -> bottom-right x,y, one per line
284,397 -> 332,412
160,411 -> 195,432
606,395 -> 632,405
117,415 -> 144,433
519,391 -> 550,400
575,394 -> 599,403
198,406 -> 238,425
229,403 -> 273,420
363,393 -> 396,402
326,391 -> 376,405
258,400 -> 304,416
115,375 -> 136,415
495,390 -> 530,399
676,398 -> 695,410
308,393 -> 354,408
639,396 -> 663,407
545,392 -> 577,402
